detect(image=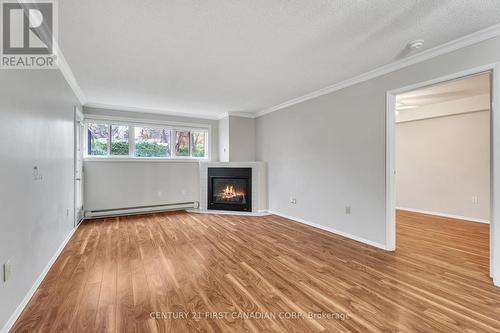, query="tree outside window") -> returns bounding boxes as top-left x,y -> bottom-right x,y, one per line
191,131 -> 206,157
135,127 -> 171,157
111,125 -> 129,155
175,131 -> 190,157
87,123 -> 109,155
